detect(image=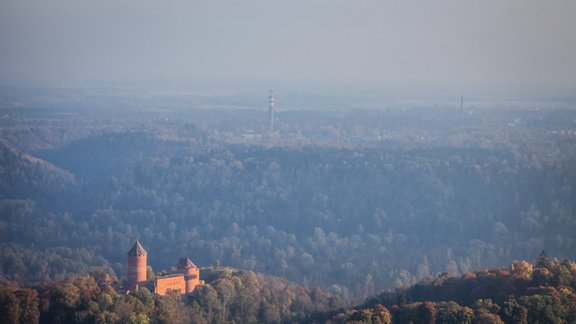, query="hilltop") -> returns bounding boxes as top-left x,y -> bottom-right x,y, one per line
0,266 -> 346,324
1,254 -> 575,323
322,252 -> 576,323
